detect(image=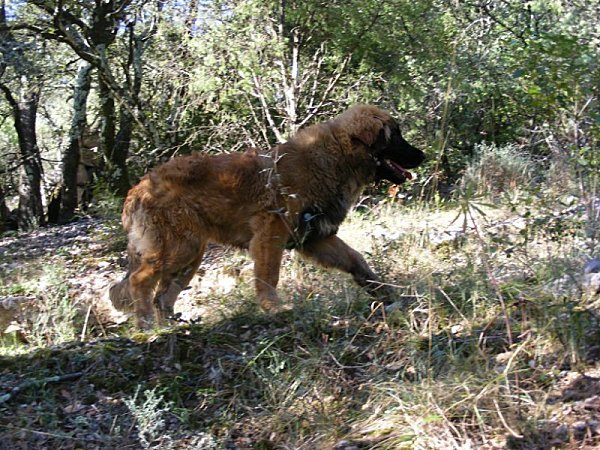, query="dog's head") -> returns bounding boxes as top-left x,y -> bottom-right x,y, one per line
335,105 -> 425,184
